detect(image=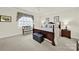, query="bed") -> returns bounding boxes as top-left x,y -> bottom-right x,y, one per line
33,24 -> 55,46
